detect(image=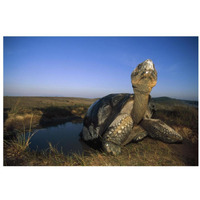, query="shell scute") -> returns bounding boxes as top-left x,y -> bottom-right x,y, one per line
82,93 -> 132,140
